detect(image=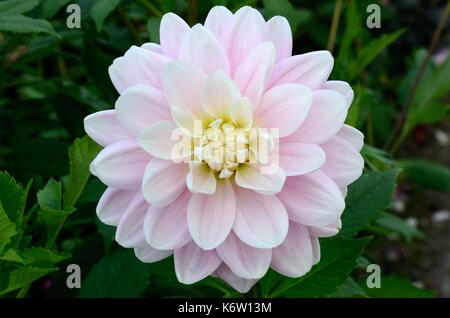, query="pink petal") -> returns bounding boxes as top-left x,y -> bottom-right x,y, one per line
144,190 -> 192,250
115,194 -> 148,248
142,158 -> 187,207
233,188 -> 288,248
233,42 -> 275,106
164,61 -> 206,116
187,180 -> 235,250
115,84 -> 170,134
215,264 -> 258,293
159,13 -> 190,58
180,25 -> 230,75
223,6 -> 268,72
84,110 -> 134,147
278,143 -> 325,176
272,222 -> 313,277
310,235 -> 321,264
235,163 -> 286,194
96,187 -> 136,226
255,83 -> 312,137
336,125 -> 364,151
138,120 -> 184,160
282,89 -> 347,144
266,16 -> 292,62
217,232 -> 271,279
141,43 -> 162,53
90,139 -> 150,189
204,6 -> 233,40
321,136 -> 364,187
308,220 -> 341,238
268,51 -> 333,89
174,241 -> 222,284
134,245 -> 172,263
277,170 -> 345,227
322,80 -> 354,107
186,163 -> 217,195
